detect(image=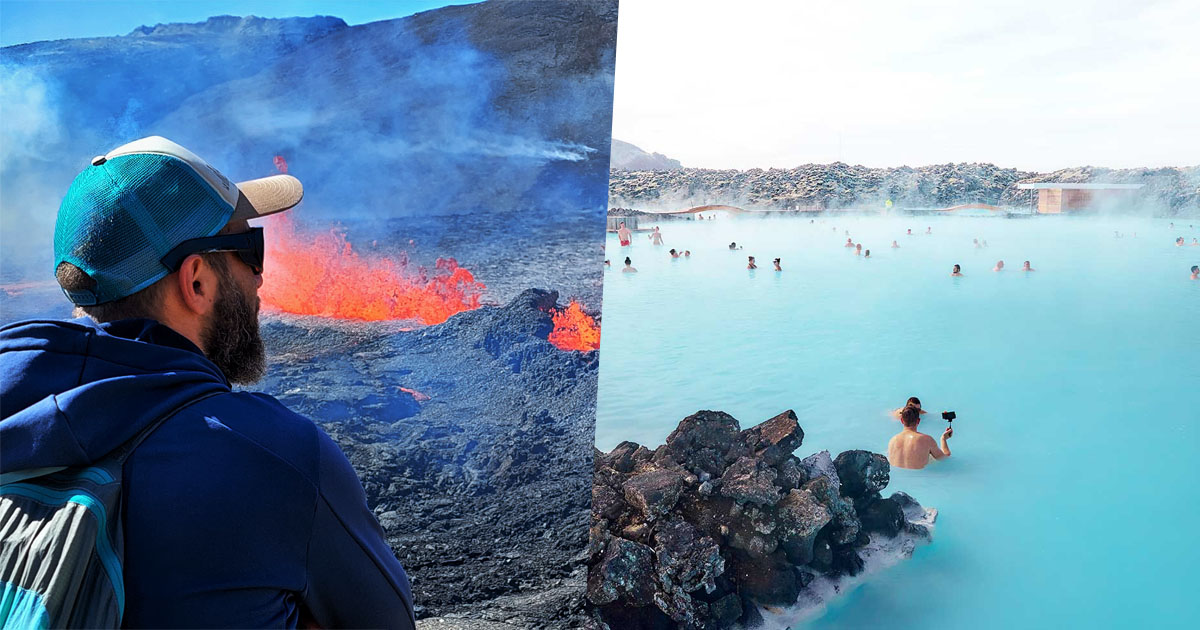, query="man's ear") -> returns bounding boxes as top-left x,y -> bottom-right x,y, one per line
174,254 -> 219,316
